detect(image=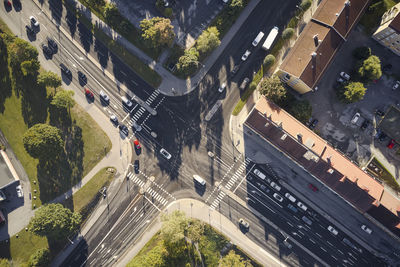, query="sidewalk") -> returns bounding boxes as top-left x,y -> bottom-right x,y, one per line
59,0 -> 261,96
115,198 -> 286,267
